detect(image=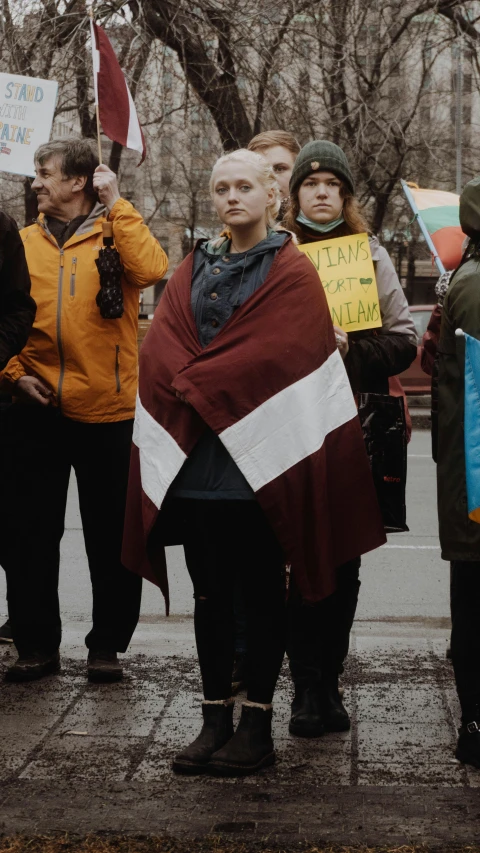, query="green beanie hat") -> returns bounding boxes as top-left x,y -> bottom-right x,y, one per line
460,176 -> 480,237
289,140 -> 355,197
